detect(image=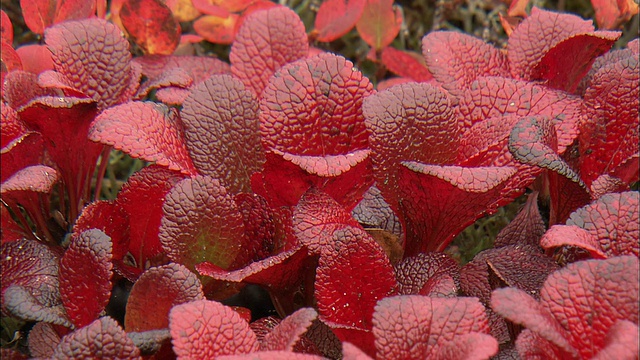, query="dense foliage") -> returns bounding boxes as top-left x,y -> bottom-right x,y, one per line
1,0 -> 638,359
